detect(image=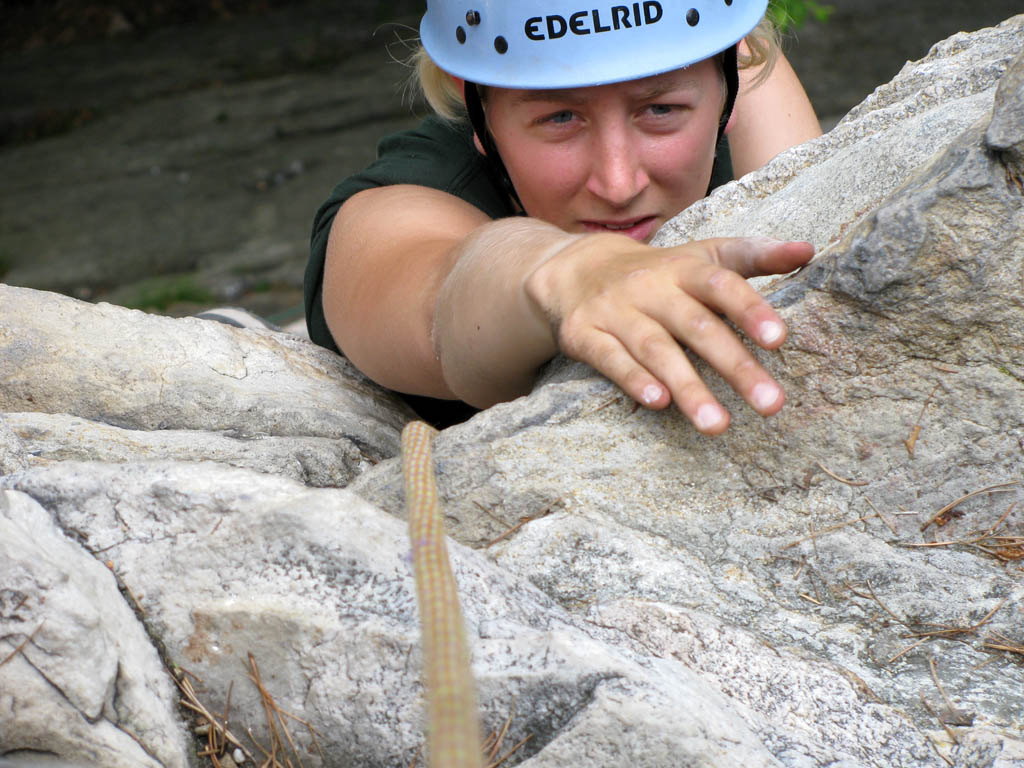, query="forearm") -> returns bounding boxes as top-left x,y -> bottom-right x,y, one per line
433,218 -> 583,407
